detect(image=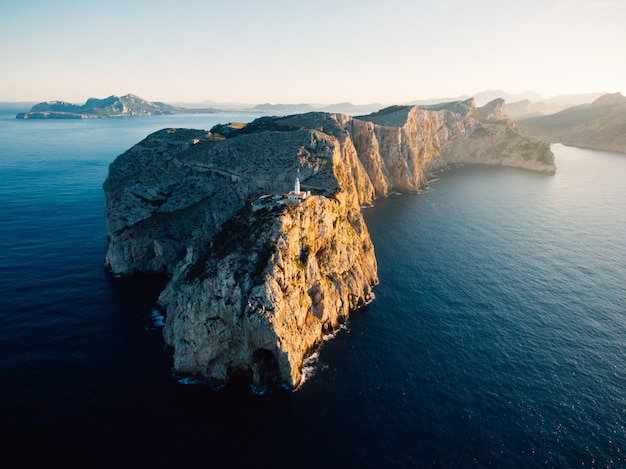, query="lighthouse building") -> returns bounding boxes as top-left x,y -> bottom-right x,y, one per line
286,177 -> 310,203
